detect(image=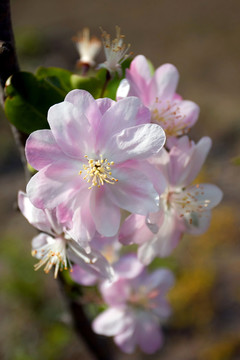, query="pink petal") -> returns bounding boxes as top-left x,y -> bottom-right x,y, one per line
104,123 -> 166,164
96,98 -> 115,115
65,89 -> 101,128
92,308 -> 129,336
129,55 -> 152,85
18,191 -> 53,234
135,103 -> 151,125
100,278 -> 130,306
126,55 -> 153,105
150,297 -> 172,318
71,264 -> 98,286
68,192 -> 96,243
108,167 -> 159,215
180,136 -> 212,186
114,324 -> 136,354
26,130 -> 65,171
142,268 -> 175,293
138,212 -> 183,264
150,63 -> 179,103
26,160 -> 84,210
119,214 -> 155,246
90,187 -> 121,237
136,315 -> 163,354
48,101 -> 93,158
177,100 -> 200,129
96,97 -> 143,152
114,254 -> 144,279
68,244 -> 114,282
